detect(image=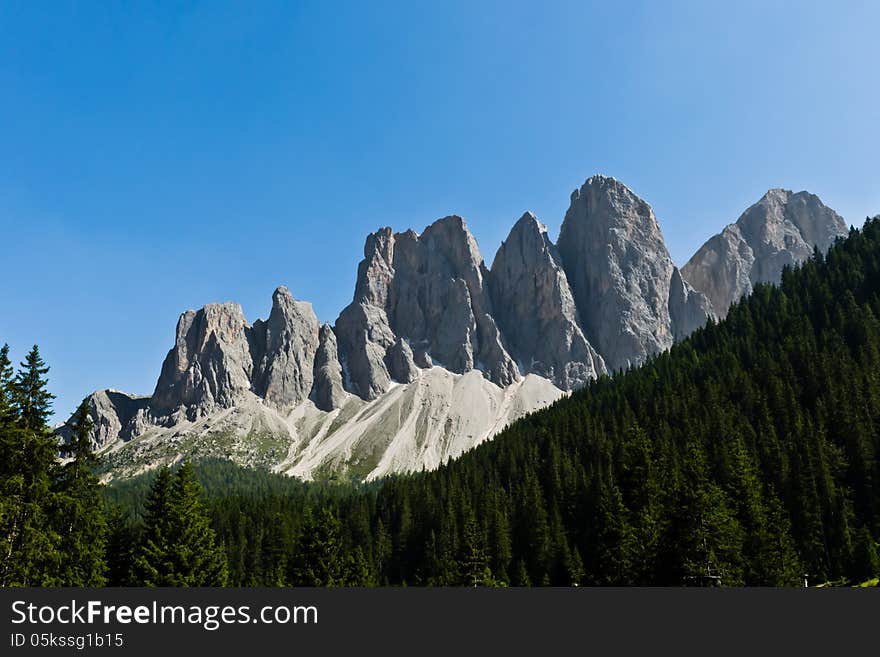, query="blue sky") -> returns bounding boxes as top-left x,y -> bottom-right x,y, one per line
1,1 -> 878,420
